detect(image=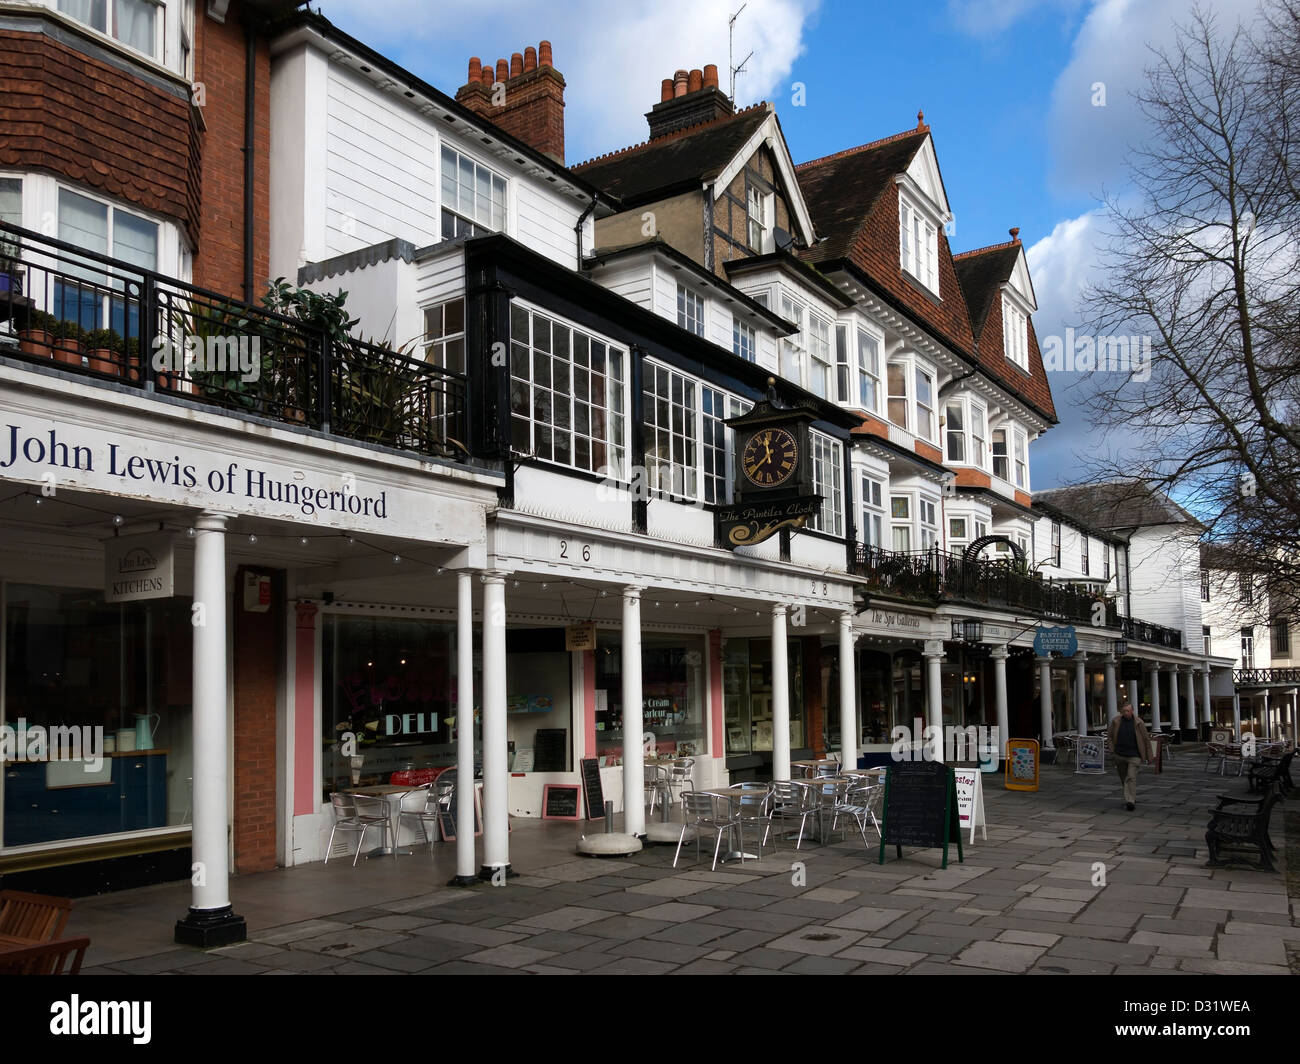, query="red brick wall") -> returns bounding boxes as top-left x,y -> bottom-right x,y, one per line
232,567 -> 281,874
0,24 -> 200,241
193,3 -> 270,298
456,65 -> 565,163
